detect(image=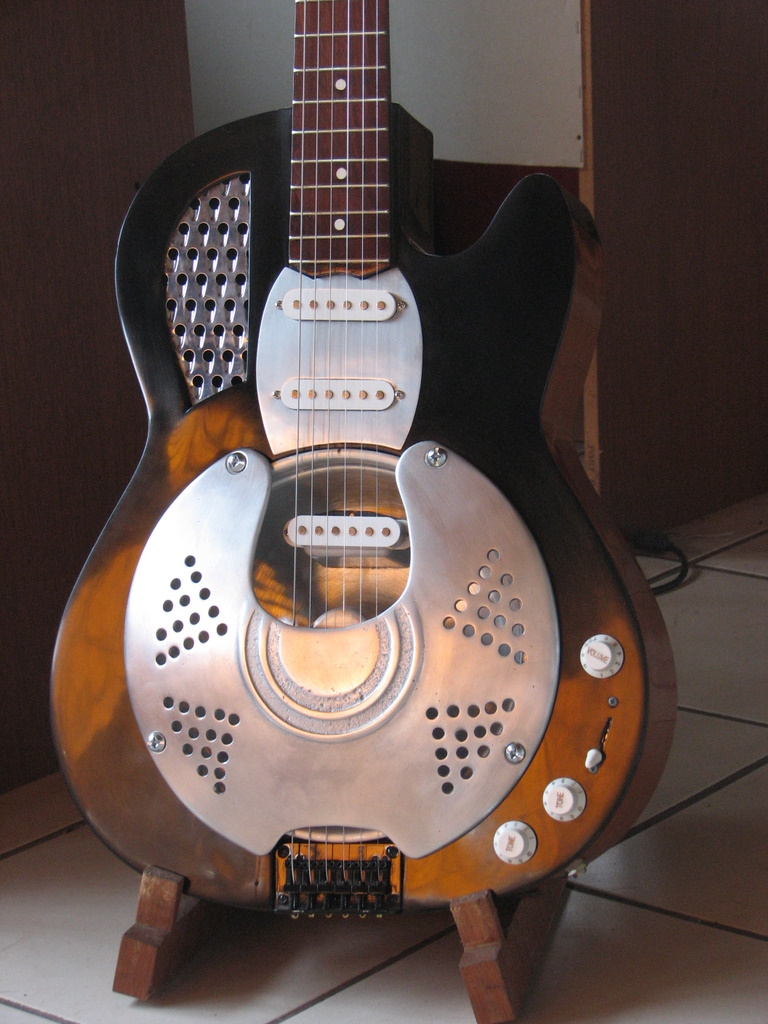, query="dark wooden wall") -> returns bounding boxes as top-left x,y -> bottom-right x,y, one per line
0,1 -> 193,793
590,2 -> 768,530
